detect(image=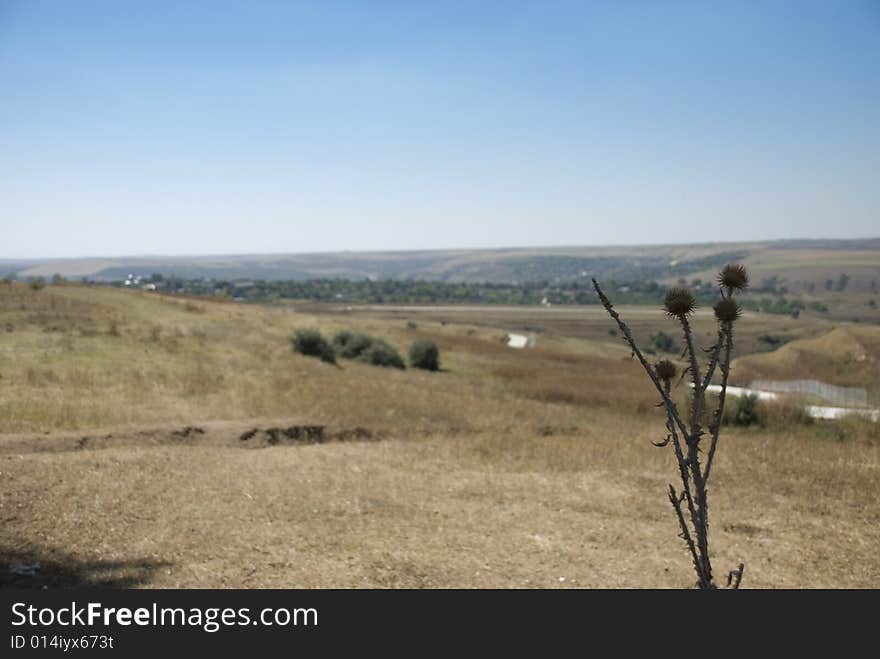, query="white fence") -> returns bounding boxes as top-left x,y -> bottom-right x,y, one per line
506,333 -> 536,349
703,384 -> 879,422
749,379 -> 868,407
